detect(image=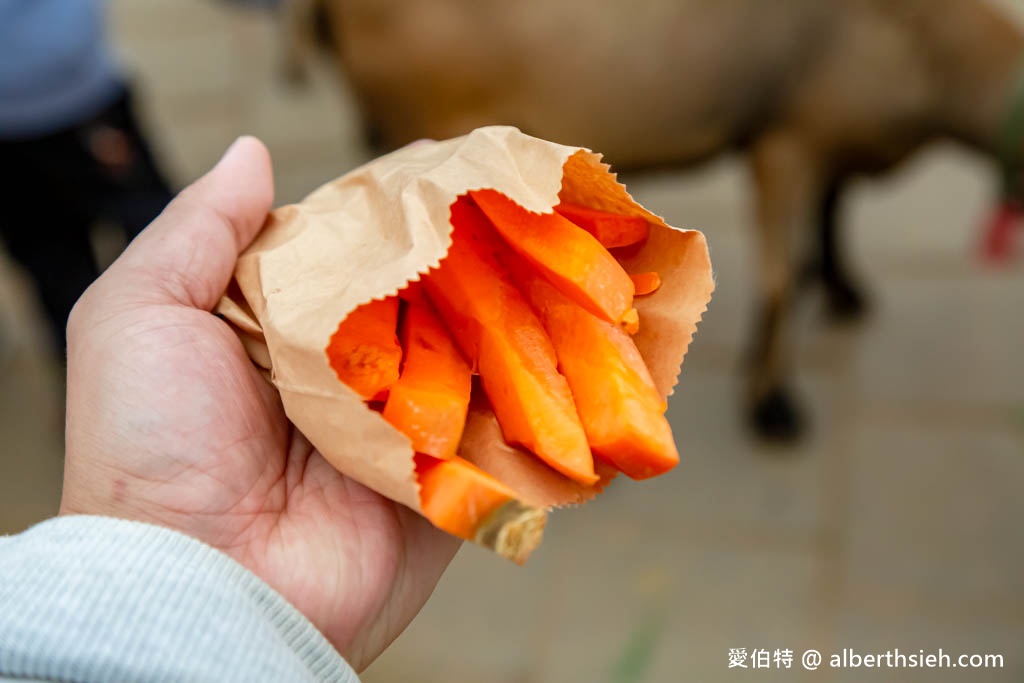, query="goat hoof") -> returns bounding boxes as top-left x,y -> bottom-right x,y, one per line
749,388 -> 804,442
825,282 -> 869,322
